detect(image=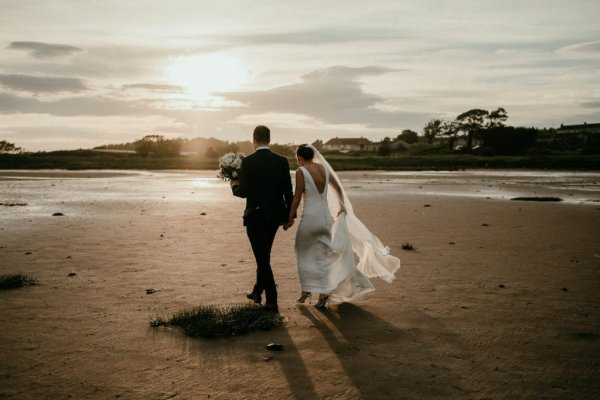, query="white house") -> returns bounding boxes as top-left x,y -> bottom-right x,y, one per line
323,137 -> 380,152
